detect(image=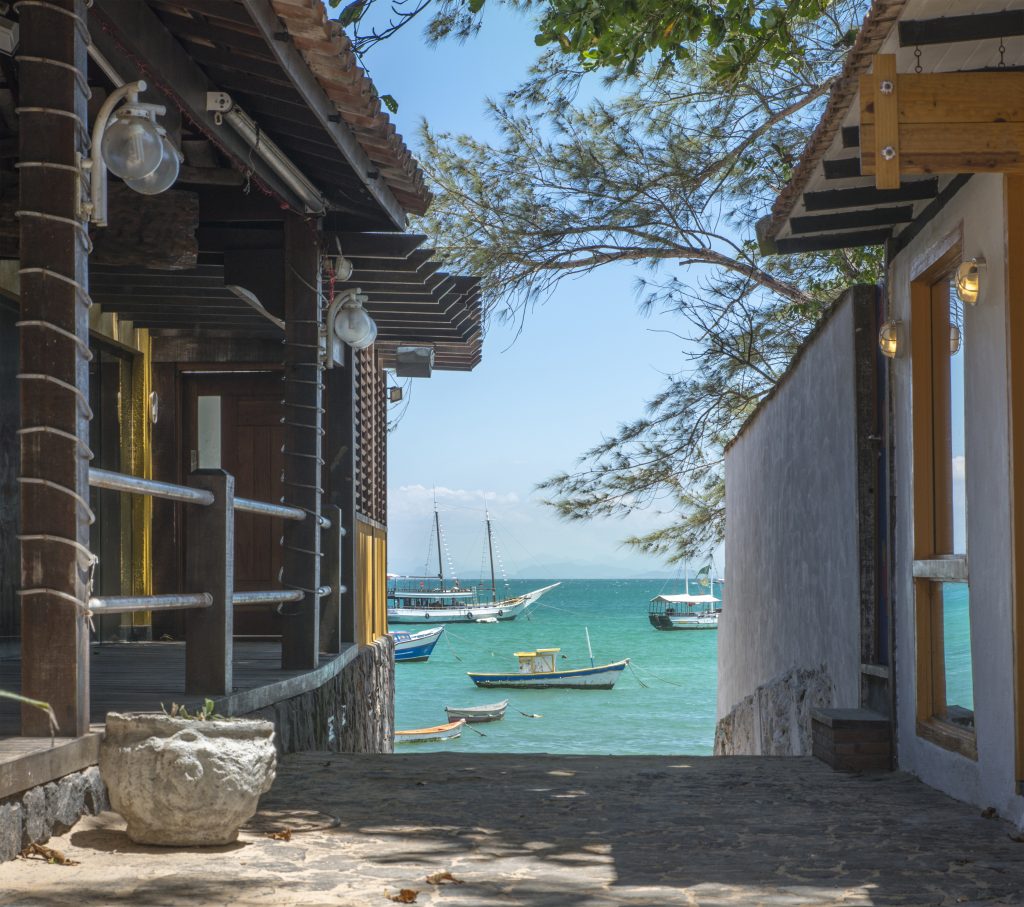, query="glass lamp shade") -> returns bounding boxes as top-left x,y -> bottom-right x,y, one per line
125,135 -> 181,195
333,300 -> 377,350
101,109 -> 163,180
949,323 -> 962,356
955,258 -> 984,305
878,320 -> 901,359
